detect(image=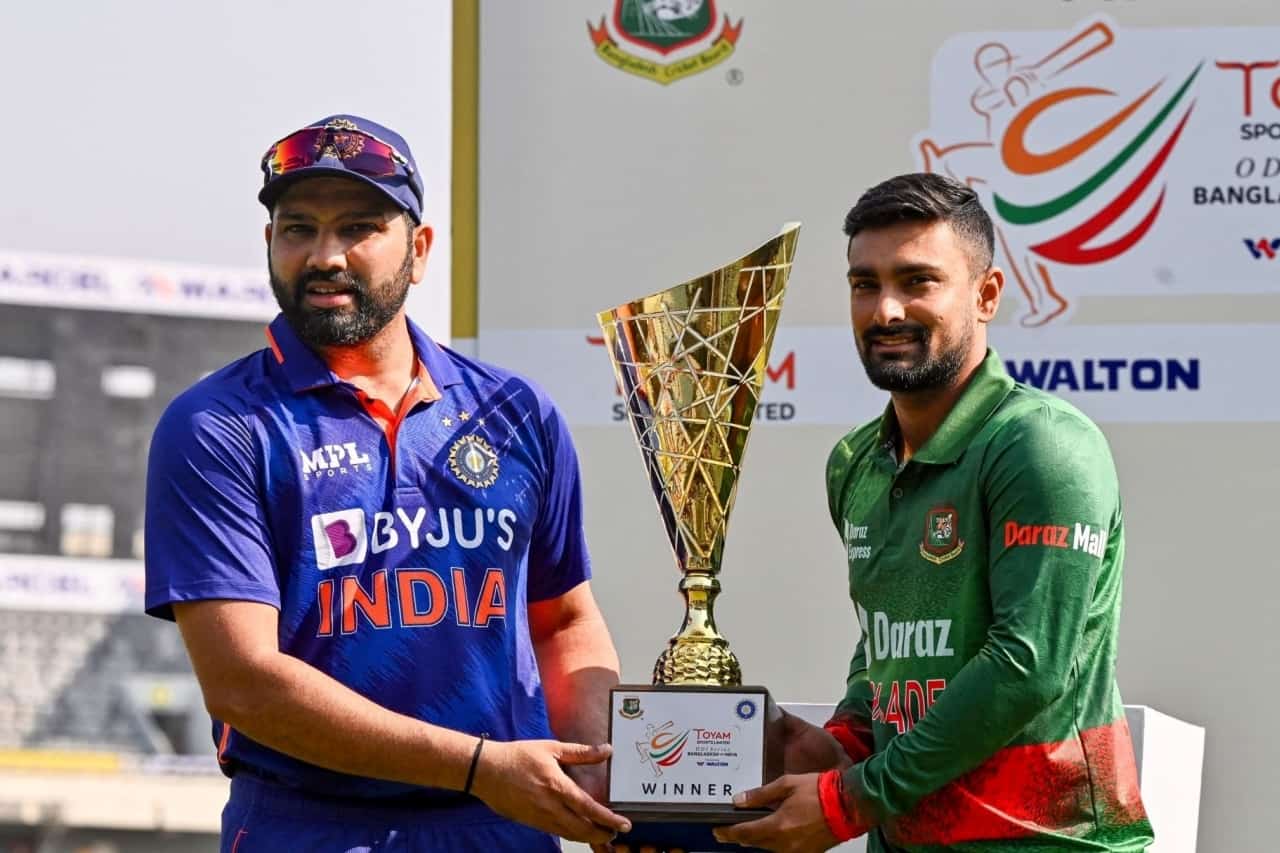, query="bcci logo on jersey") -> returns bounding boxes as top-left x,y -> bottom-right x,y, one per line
920,505 -> 965,565
449,435 -> 500,489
